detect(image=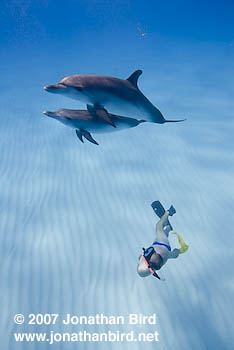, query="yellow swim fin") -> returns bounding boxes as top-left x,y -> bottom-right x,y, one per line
172,232 -> 189,254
